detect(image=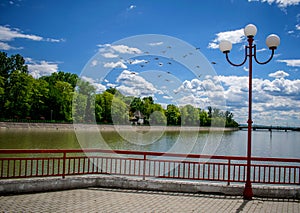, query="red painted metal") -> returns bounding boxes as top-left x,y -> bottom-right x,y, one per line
0,149 -> 299,186
244,36 -> 254,200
